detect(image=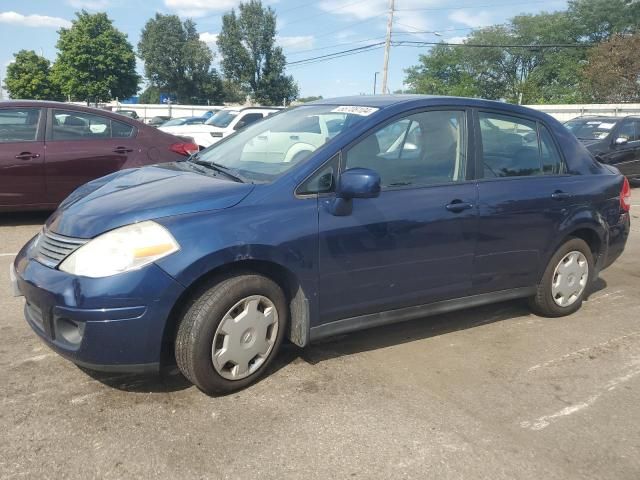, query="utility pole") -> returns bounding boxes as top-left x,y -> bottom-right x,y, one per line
381,0 -> 395,95
373,71 -> 379,95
